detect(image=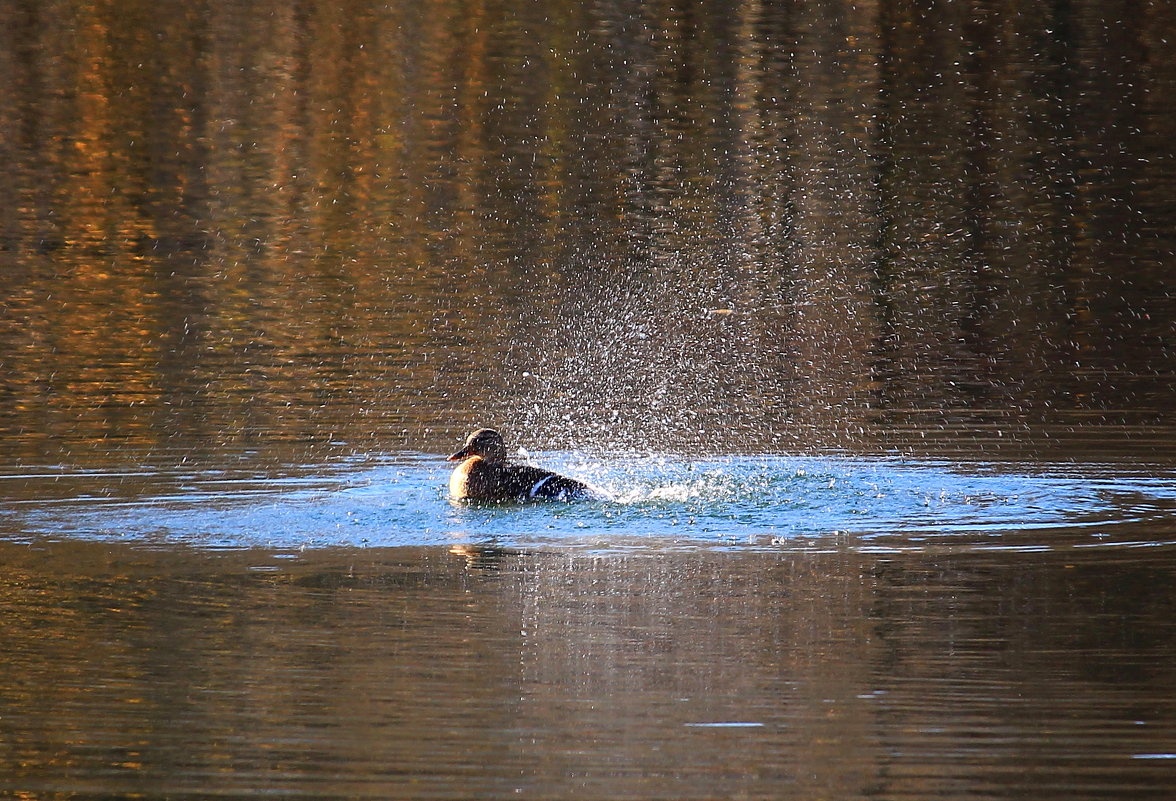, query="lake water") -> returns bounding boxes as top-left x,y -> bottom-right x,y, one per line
2,0 -> 1176,798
